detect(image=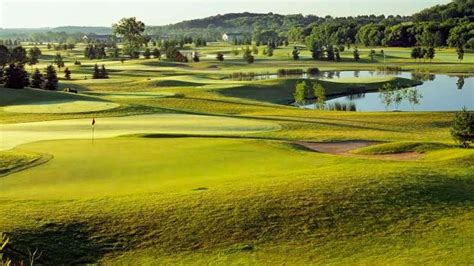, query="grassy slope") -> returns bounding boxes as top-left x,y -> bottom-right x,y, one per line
1,137 -> 473,264
0,43 -> 473,264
